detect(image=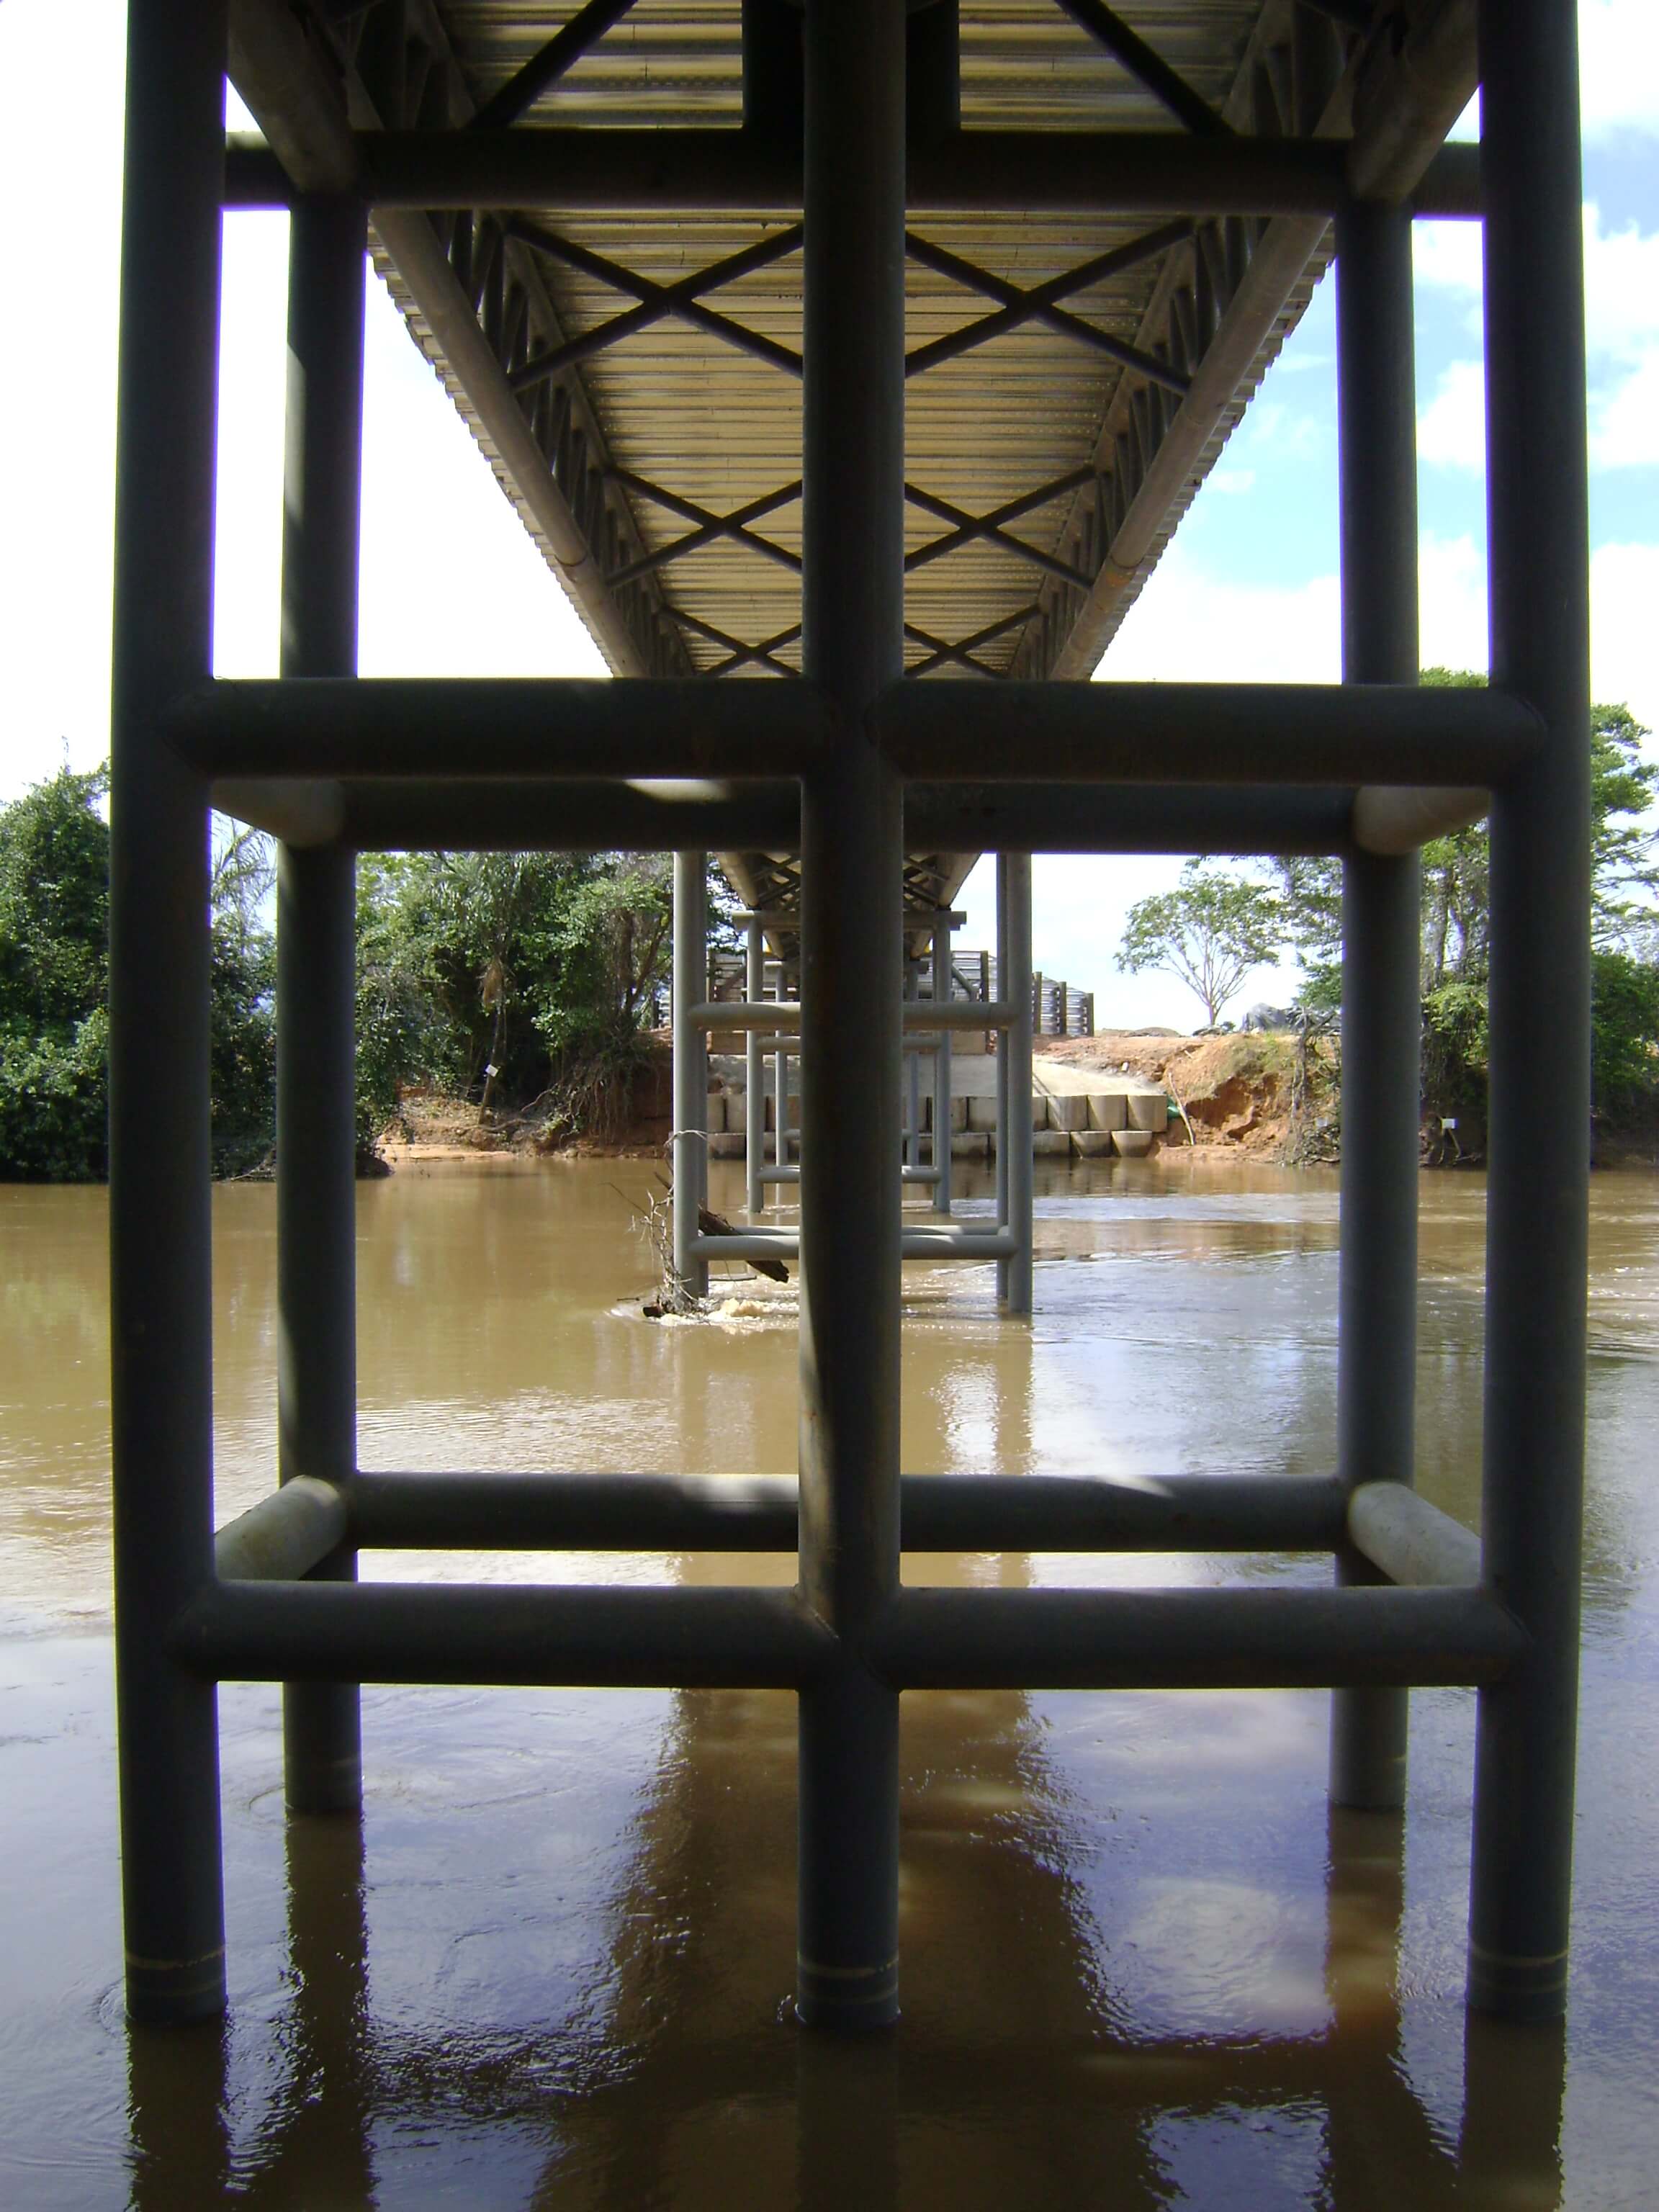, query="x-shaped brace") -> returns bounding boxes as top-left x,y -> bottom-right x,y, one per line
904,469 -> 1099,590
610,474 -> 803,588
904,606 -> 1040,680
905,228 -> 1192,397
675,612 -> 804,680
508,223 -> 804,391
